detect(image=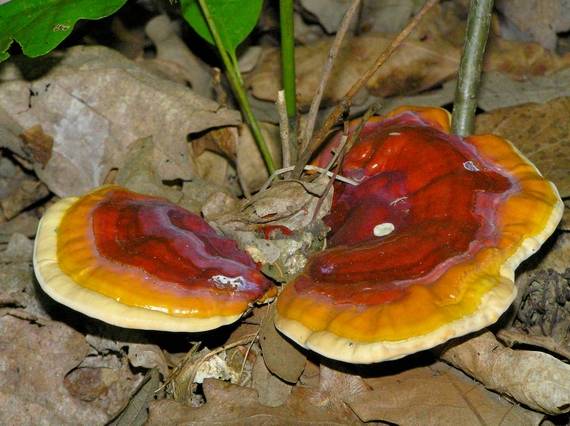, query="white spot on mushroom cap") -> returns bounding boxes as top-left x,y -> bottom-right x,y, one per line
463,161 -> 479,172
211,275 -> 247,290
373,223 -> 395,237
